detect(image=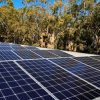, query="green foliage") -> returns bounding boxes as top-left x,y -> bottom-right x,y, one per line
0,0 -> 100,54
